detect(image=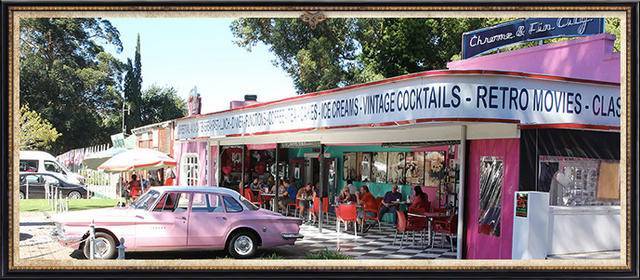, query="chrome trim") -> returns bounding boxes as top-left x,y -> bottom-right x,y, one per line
281,233 -> 304,240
